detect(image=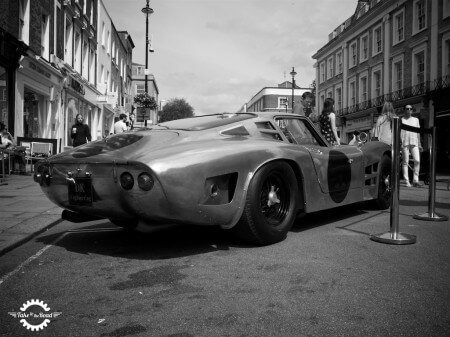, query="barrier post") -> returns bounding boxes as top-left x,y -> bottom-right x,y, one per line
371,117 -> 416,245
0,150 -> 8,186
413,125 -> 448,221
